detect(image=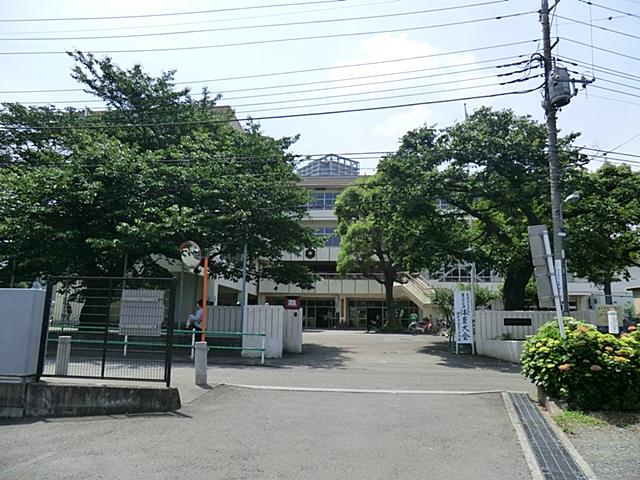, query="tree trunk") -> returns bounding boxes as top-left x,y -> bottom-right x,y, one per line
384,276 -> 396,327
503,262 -> 533,310
604,279 -> 613,305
